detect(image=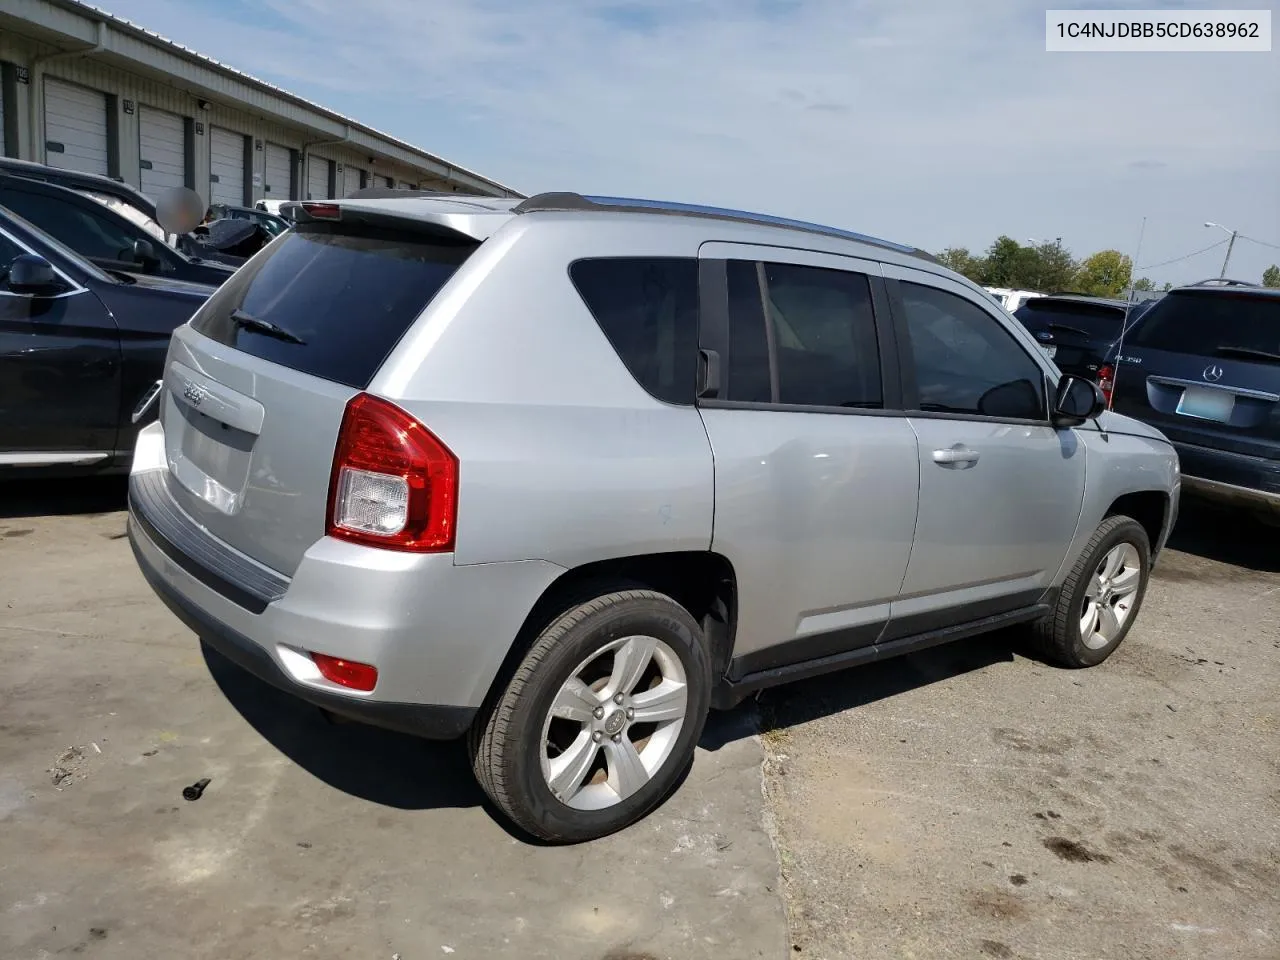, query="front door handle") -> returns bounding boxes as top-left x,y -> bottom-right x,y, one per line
932,444 -> 980,468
